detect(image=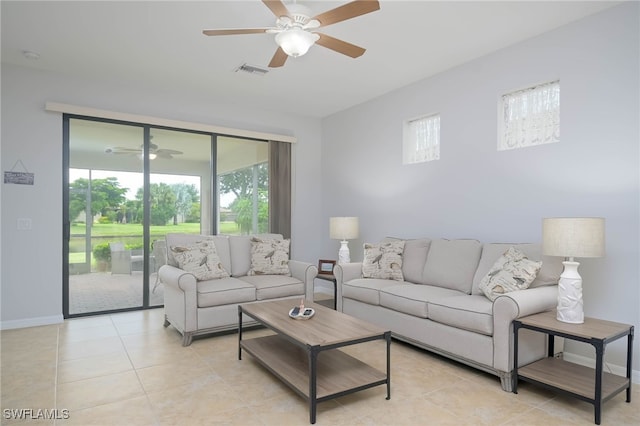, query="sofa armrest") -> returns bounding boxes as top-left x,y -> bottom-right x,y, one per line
333,262 -> 362,312
492,285 -> 558,373
288,260 -> 318,300
158,264 -> 198,334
